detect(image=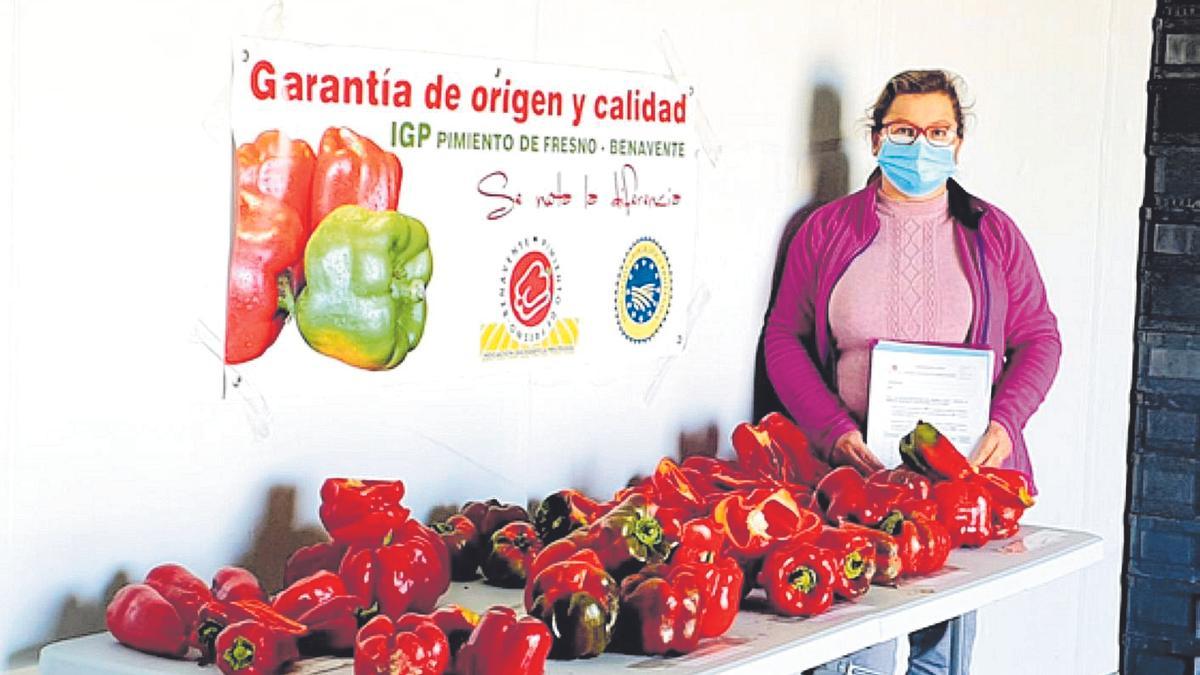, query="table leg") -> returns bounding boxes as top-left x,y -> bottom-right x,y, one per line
948,615 -> 966,675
